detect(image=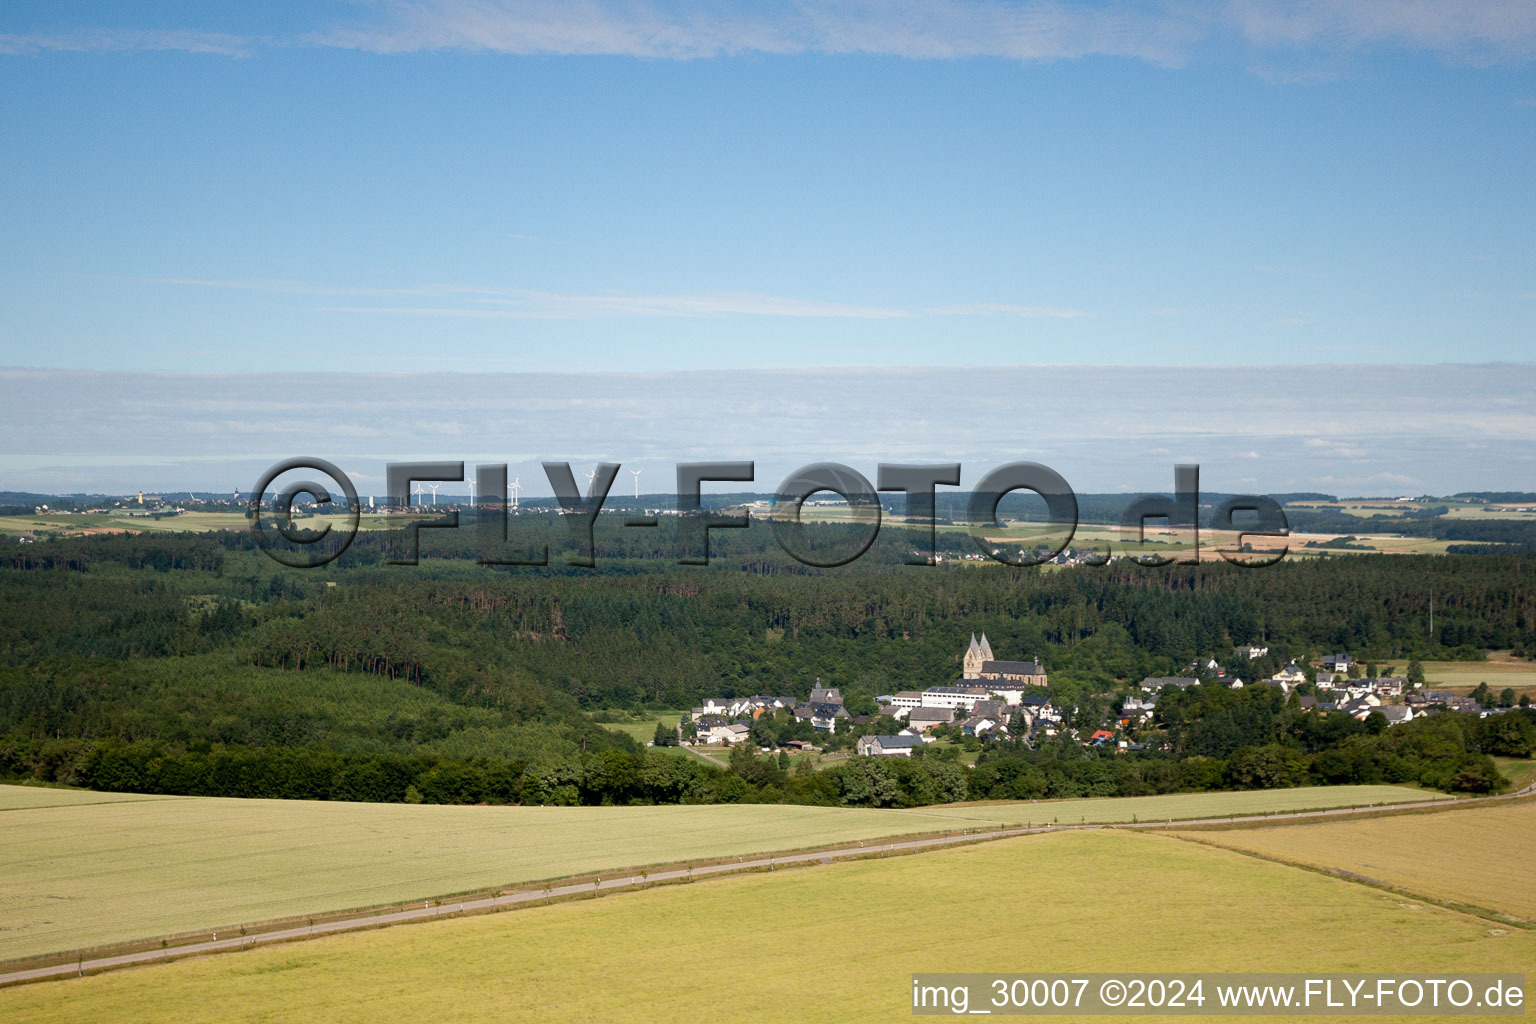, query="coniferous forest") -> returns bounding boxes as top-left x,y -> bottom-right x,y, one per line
1,517 -> 1532,806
